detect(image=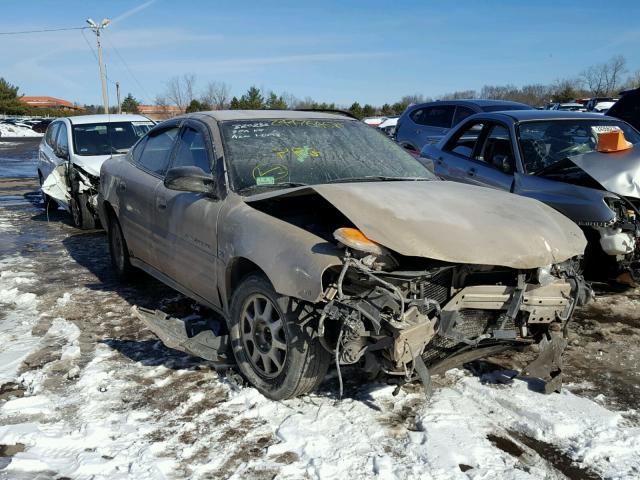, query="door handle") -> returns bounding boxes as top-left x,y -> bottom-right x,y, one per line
117,181 -> 127,192
156,199 -> 167,210
467,167 -> 477,177
436,157 -> 443,165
